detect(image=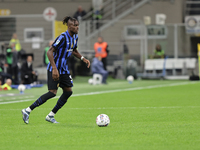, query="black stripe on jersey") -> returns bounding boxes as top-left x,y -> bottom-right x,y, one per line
53,34 -> 65,67
52,37 -> 65,51
47,36 -> 59,71
75,37 -> 78,50
57,34 -> 67,70
63,33 -> 71,66
66,33 -> 71,50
